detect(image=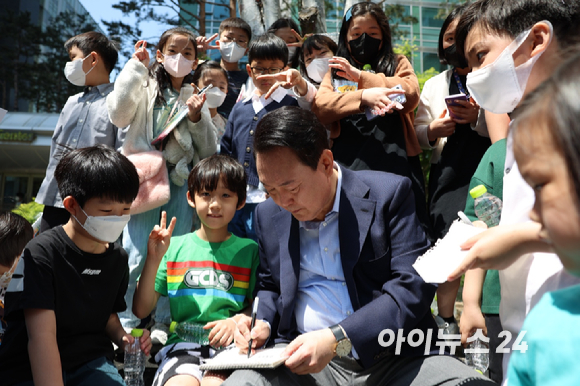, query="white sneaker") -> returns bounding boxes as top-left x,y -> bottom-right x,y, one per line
151,322 -> 169,346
